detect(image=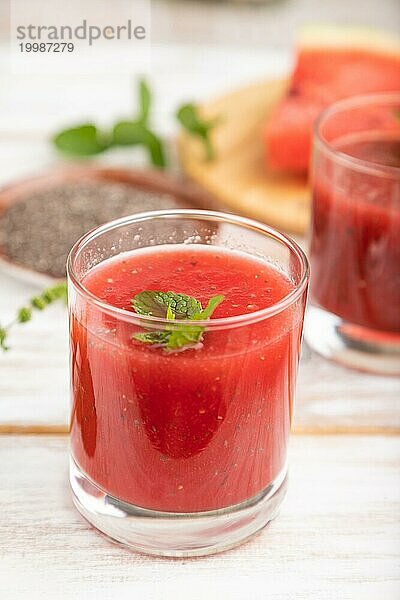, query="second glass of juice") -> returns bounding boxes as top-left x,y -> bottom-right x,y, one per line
306,93 -> 400,375
68,210 -> 309,556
